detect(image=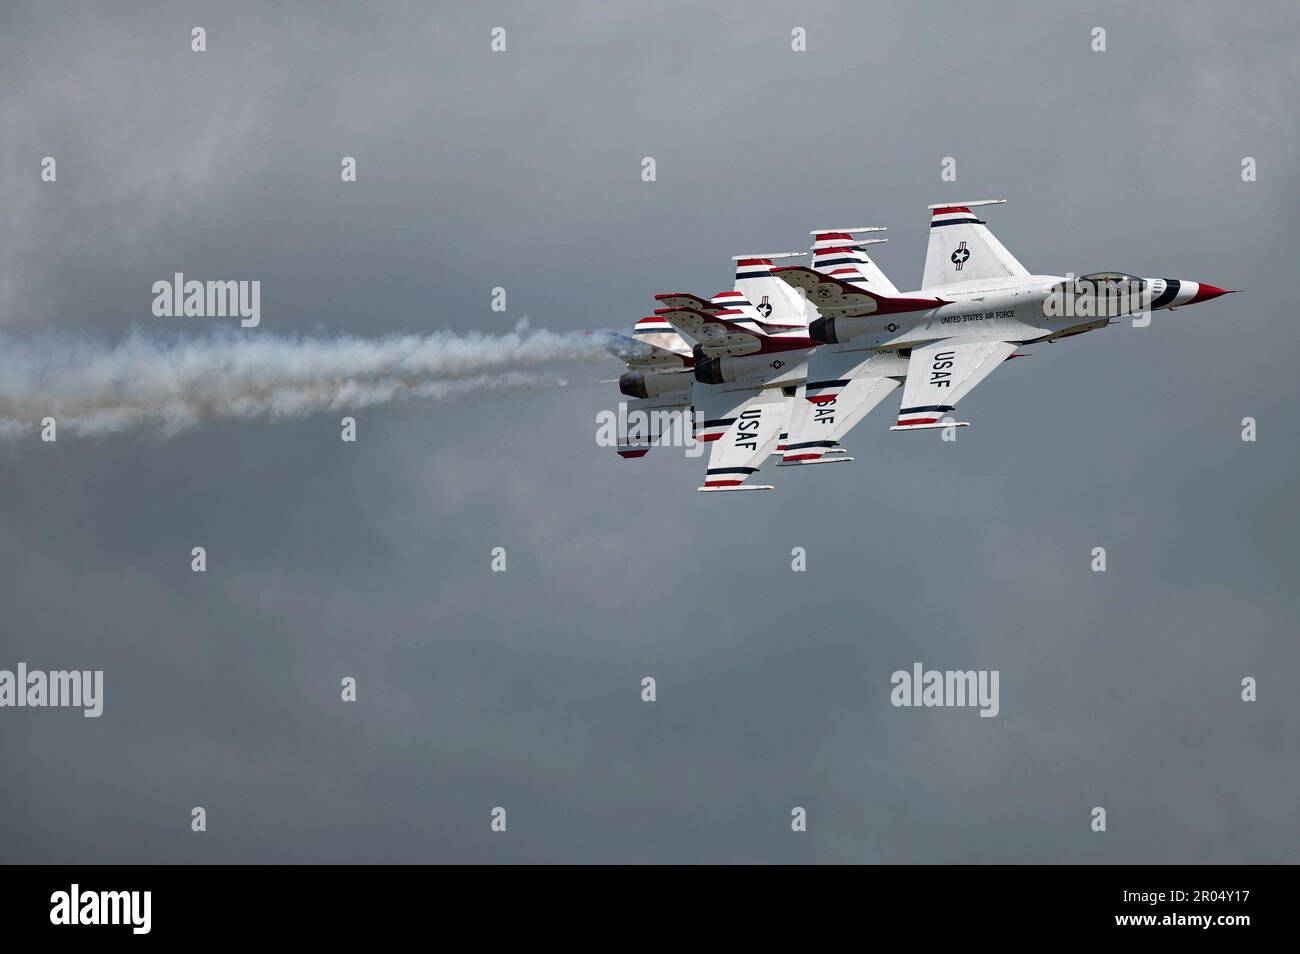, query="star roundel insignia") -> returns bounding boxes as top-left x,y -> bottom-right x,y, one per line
770,359 -> 785,370
950,246 -> 970,266
886,322 -> 899,333
756,301 -> 773,319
